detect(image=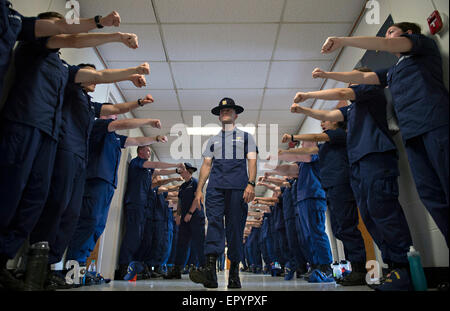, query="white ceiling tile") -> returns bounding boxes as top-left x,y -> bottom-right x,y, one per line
162,24 -> 278,61
283,0 -> 365,22
258,110 -> 304,128
107,61 -> 173,90
178,89 -> 263,111
262,89 -> 315,110
79,0 -> 157,23
134,110 -> 183,125
154,0 -> 284,23
96,25 -> 165,61
9,0 -> 52,16
121,89 -> 180,111
274,23 -> 353,61
267,61 -> 333,89
172,62 -> 270,89
181,111 -> 221,127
